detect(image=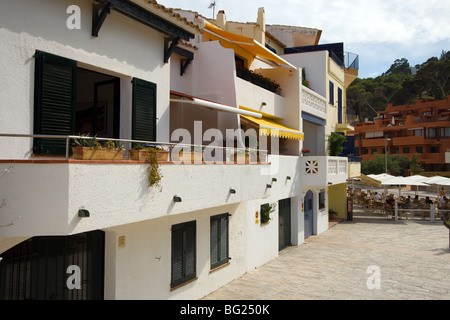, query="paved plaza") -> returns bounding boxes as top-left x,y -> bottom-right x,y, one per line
203,206 -> 450,300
